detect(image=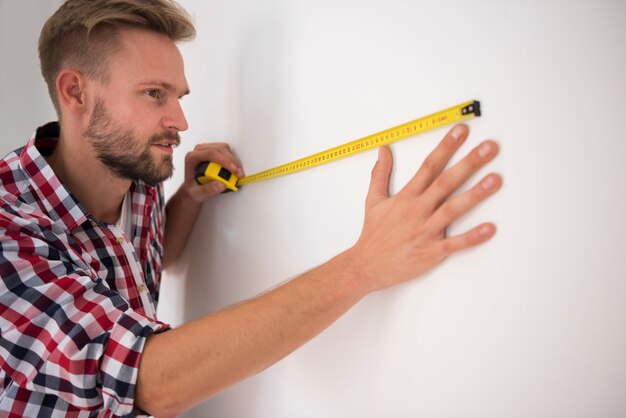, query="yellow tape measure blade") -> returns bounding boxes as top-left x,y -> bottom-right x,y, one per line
195,100 -> 481,190
237,100 -> 480,186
